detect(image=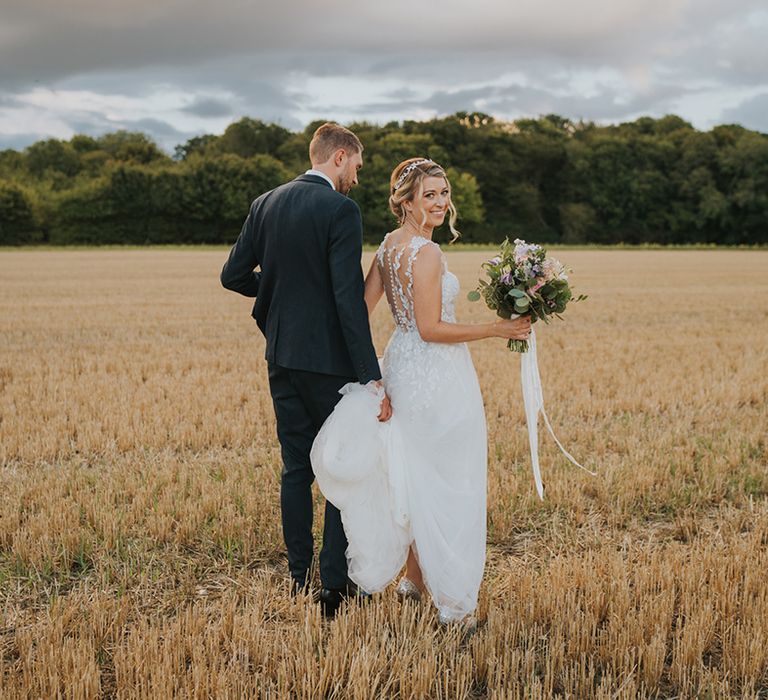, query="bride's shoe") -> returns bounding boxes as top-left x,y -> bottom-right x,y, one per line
438,611 -> 478,636
395,577 -> 422,602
